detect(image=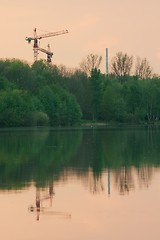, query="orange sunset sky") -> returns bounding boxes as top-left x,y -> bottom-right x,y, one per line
1,0 -> 160,74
